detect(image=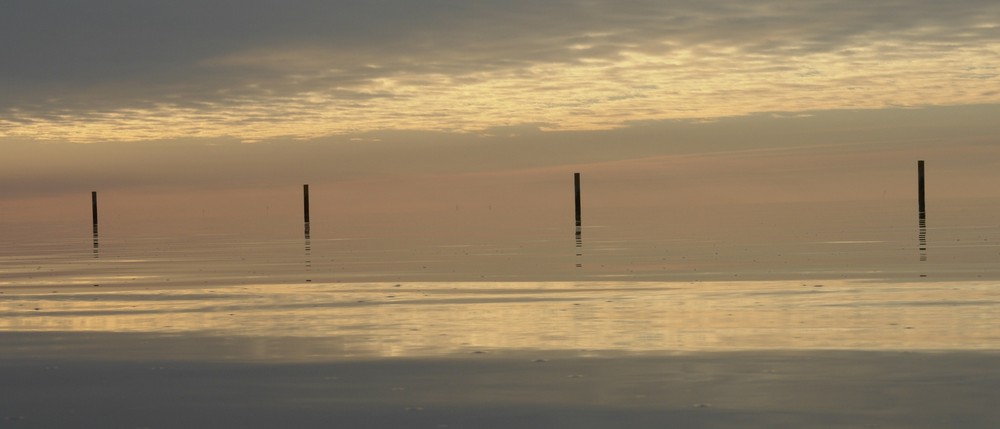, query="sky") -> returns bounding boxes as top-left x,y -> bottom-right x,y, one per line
2,0 -> 1000,232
